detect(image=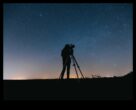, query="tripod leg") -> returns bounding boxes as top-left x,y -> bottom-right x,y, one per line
72,55 -> 84,78
73,64 -> 79,78
77,66 -> 84,78
71,57 -> 79,78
